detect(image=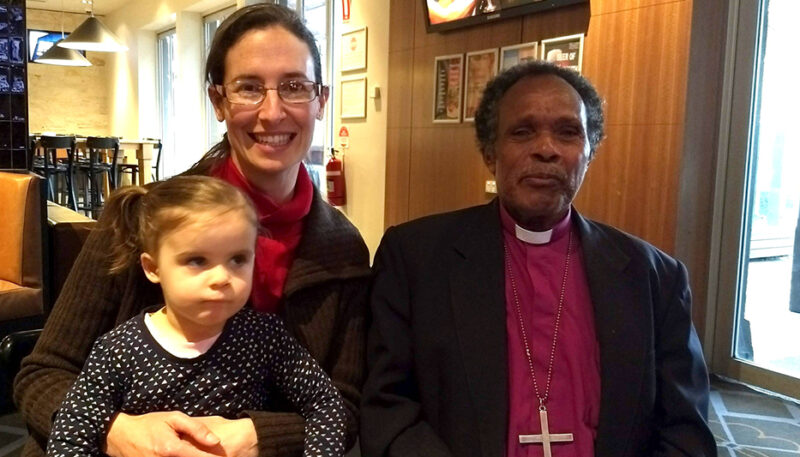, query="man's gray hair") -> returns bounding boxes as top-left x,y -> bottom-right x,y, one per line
474,60 -> 605,163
